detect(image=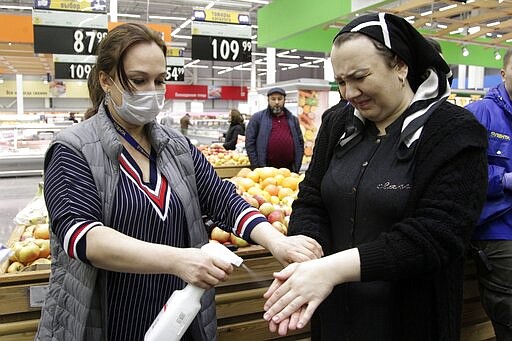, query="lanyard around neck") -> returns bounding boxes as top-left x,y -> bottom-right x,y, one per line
105,107 -> 156,162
